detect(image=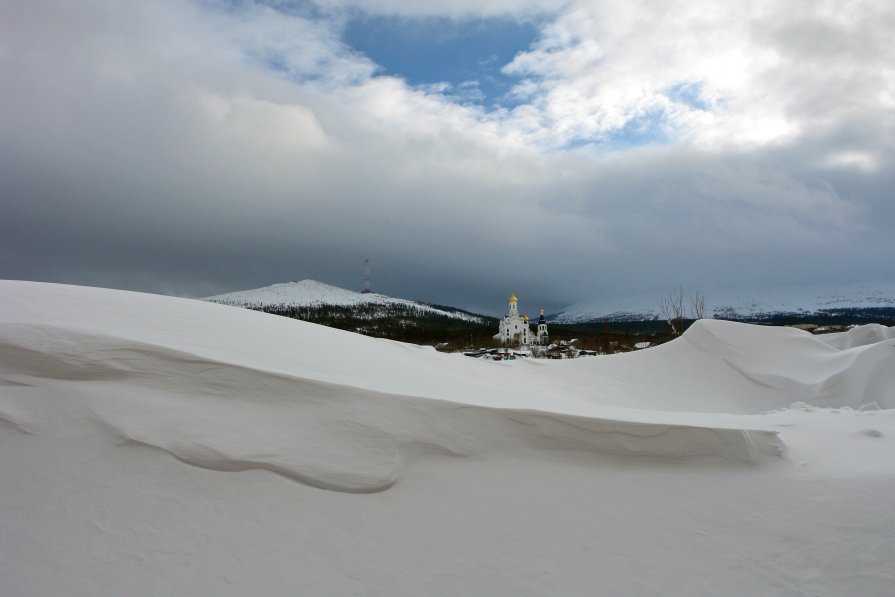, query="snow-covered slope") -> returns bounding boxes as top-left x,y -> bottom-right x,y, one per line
205,279 -> 484,322
554,280 -> 895,323
2,280 -> 895,595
